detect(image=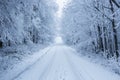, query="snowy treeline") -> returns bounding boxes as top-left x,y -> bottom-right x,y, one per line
0,0 -> 56,48
62,0 -> 120,61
